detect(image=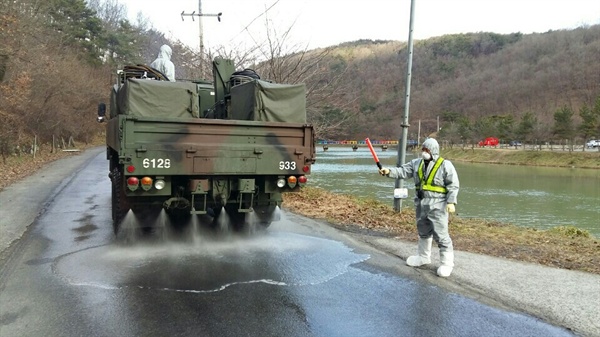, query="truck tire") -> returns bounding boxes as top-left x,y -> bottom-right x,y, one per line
111,168 -> 130,234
